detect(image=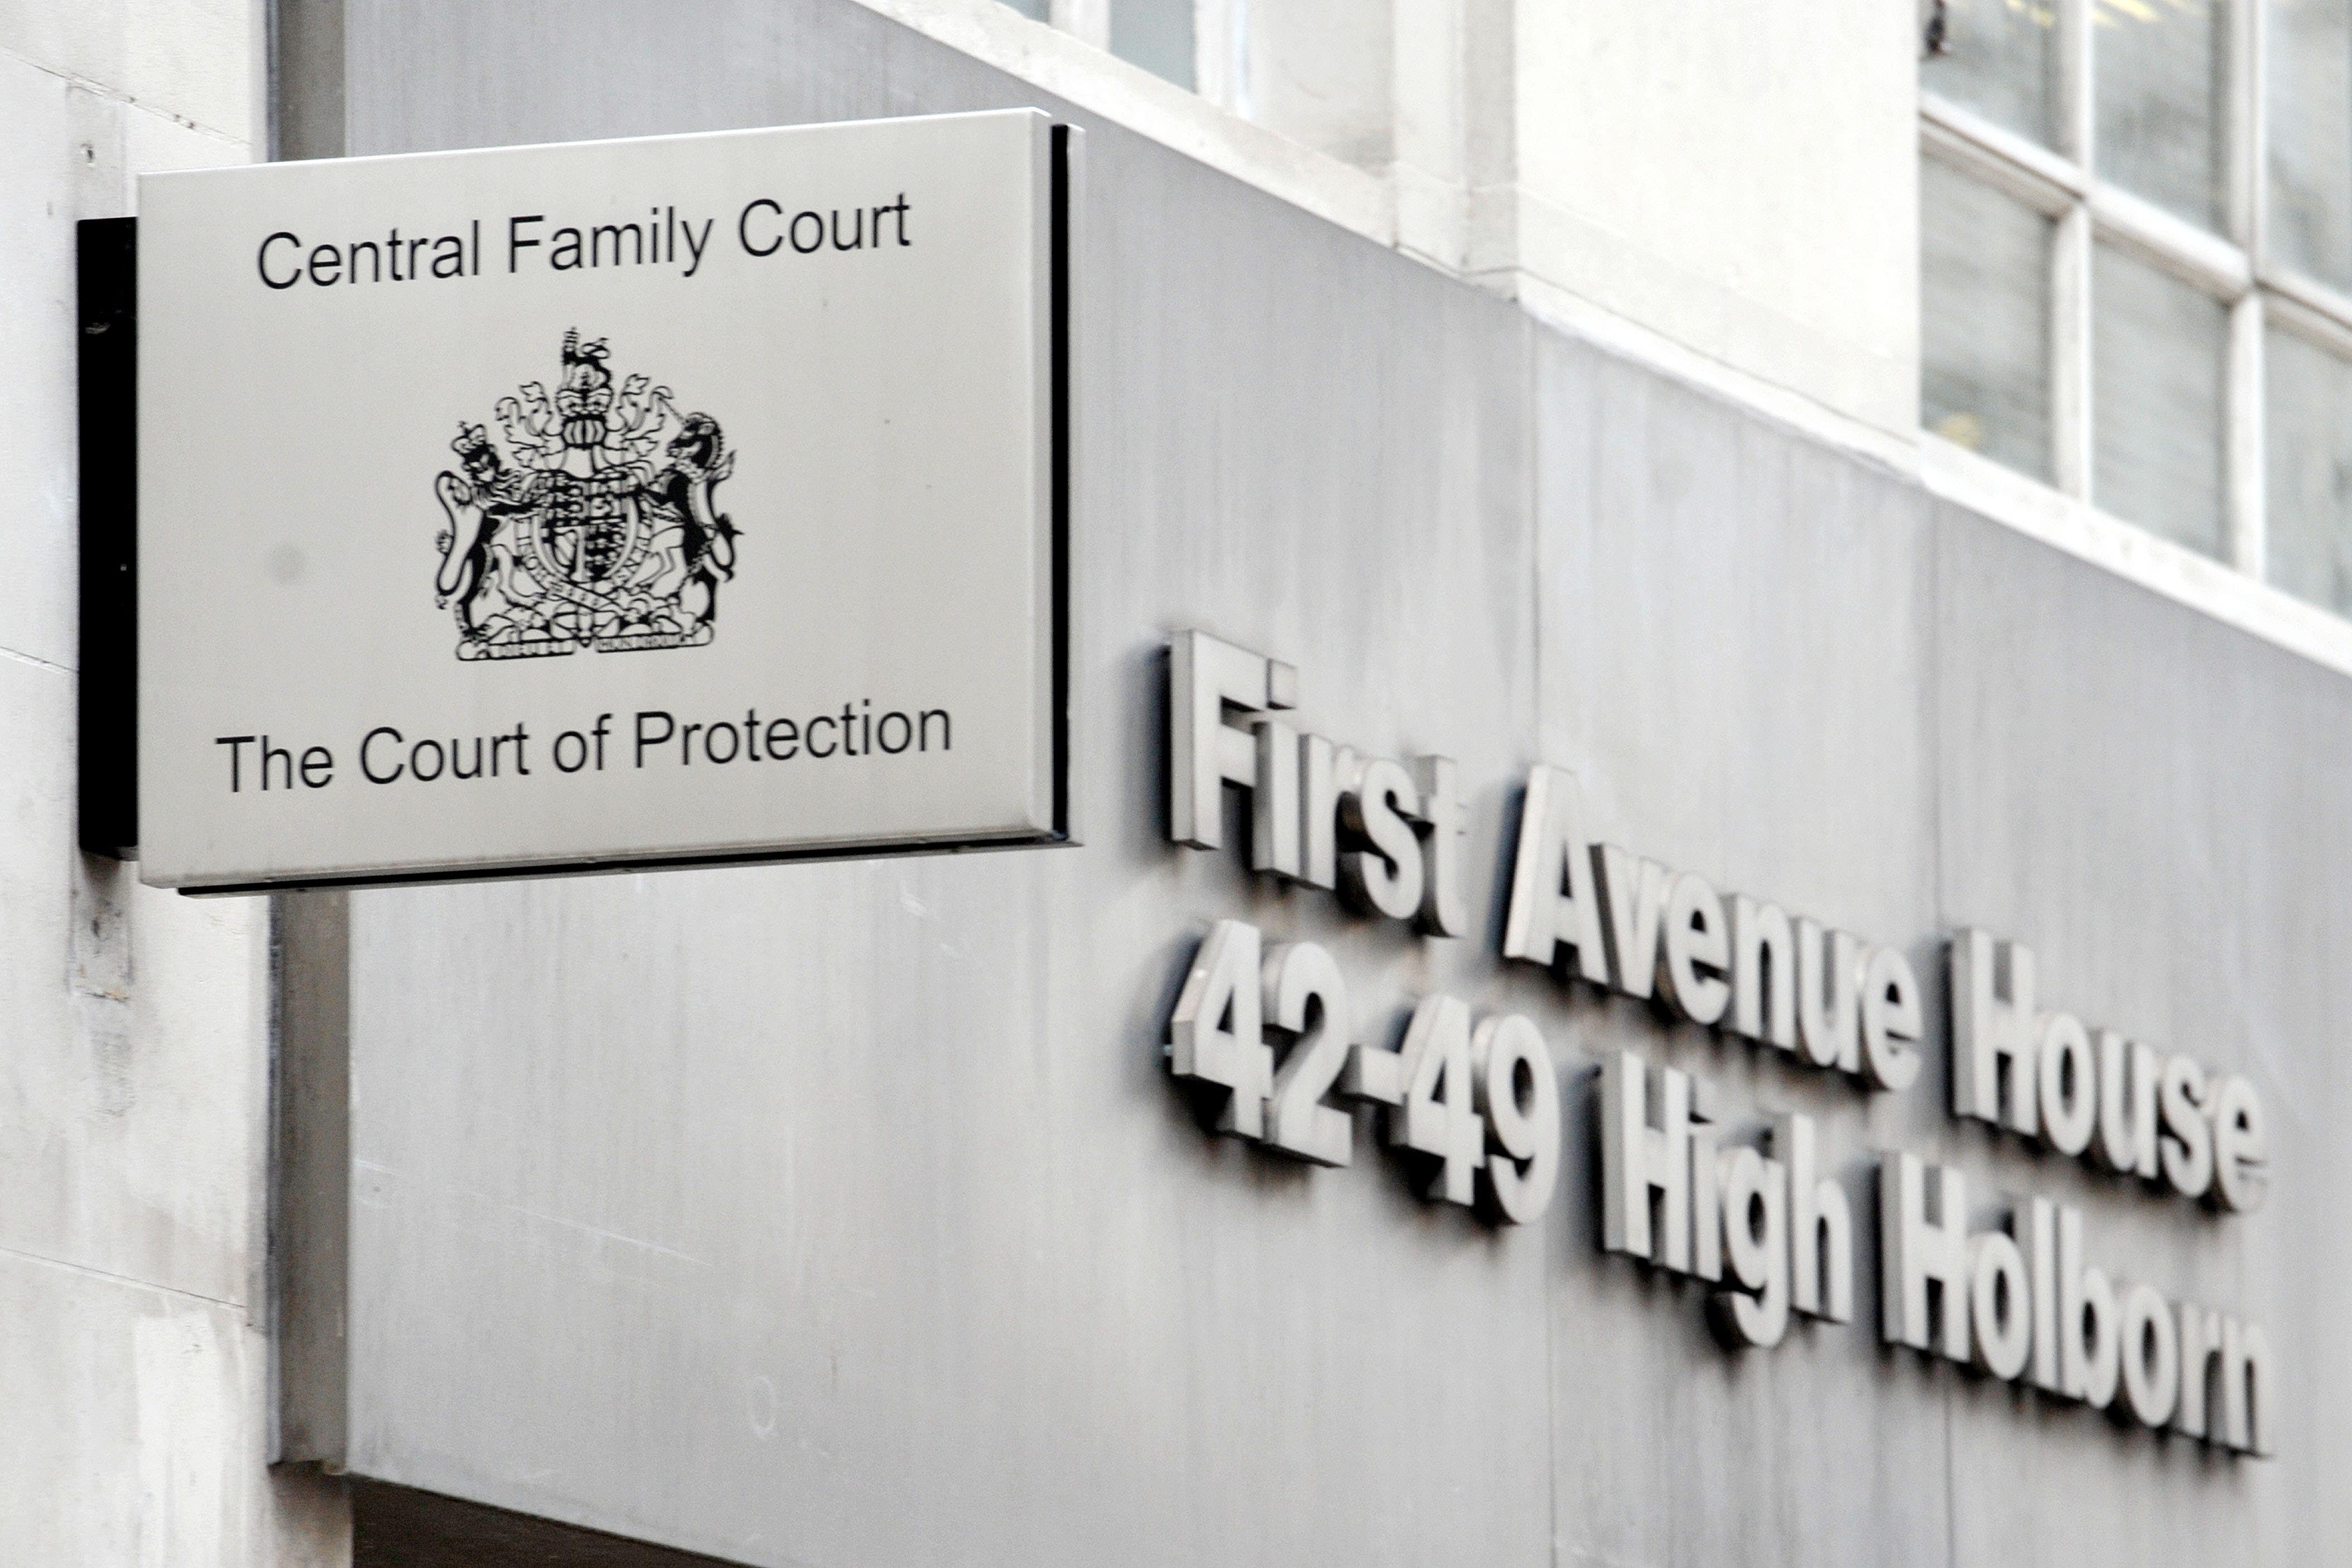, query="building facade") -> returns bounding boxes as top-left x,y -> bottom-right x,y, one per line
4,0 -> 2346,1562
